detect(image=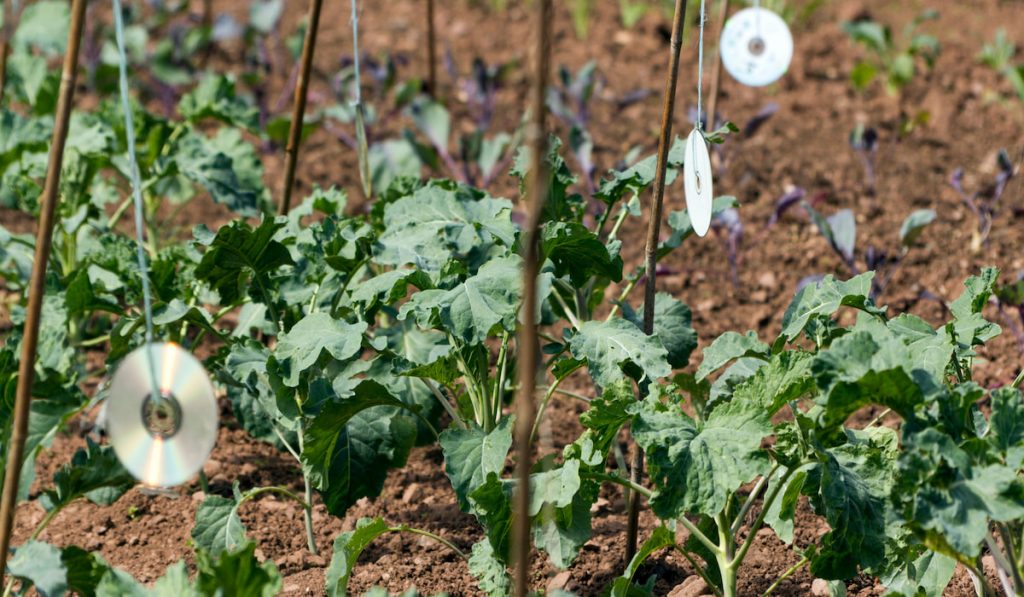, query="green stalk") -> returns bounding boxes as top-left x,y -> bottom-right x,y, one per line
762,555 -> 810,596
530,376 -> 566,443
390,525 -> 467,560
296,422 -> 318,555
1013,367 -> 1024,389
492,332 -> 511,429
